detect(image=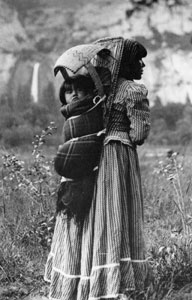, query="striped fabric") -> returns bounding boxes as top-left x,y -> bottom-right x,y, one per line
108,78 -> 150,146
44,141 -> 148,299
44,77 -> 150,299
